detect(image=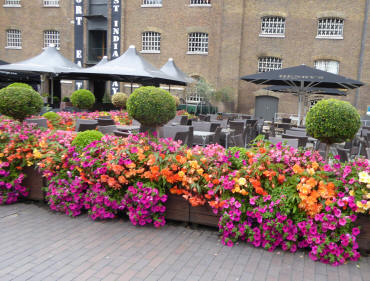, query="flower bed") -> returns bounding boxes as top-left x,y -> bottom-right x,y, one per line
0,116 -> 369,265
